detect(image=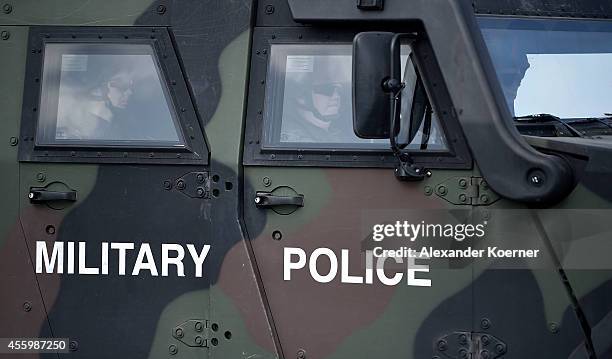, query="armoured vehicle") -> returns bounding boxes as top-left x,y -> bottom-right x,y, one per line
1,0 -> 612,358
